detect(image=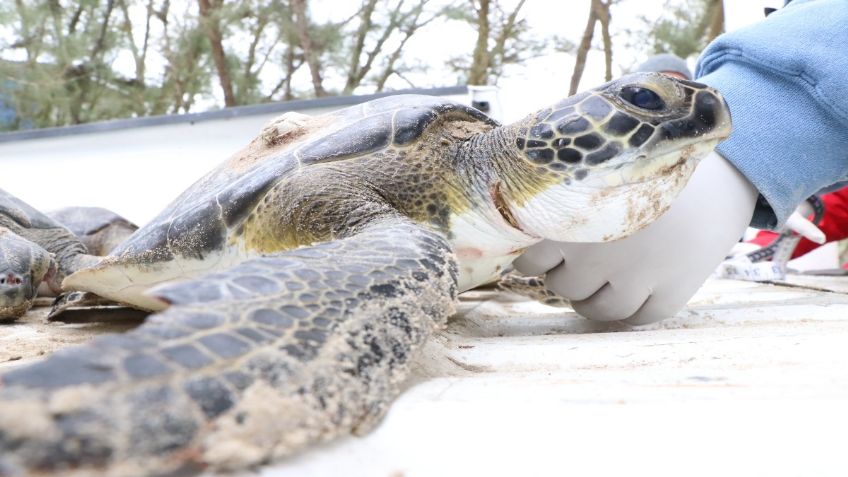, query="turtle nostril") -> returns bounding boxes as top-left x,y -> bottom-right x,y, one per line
1,272 -> 24,287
